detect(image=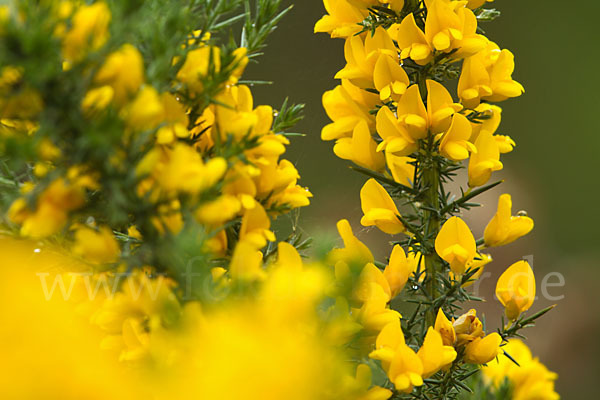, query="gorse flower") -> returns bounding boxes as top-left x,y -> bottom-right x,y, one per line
435,216 -> 477,275
485,194 -> 534,247
360,178 -> 405,234
496,260 -> 536,321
